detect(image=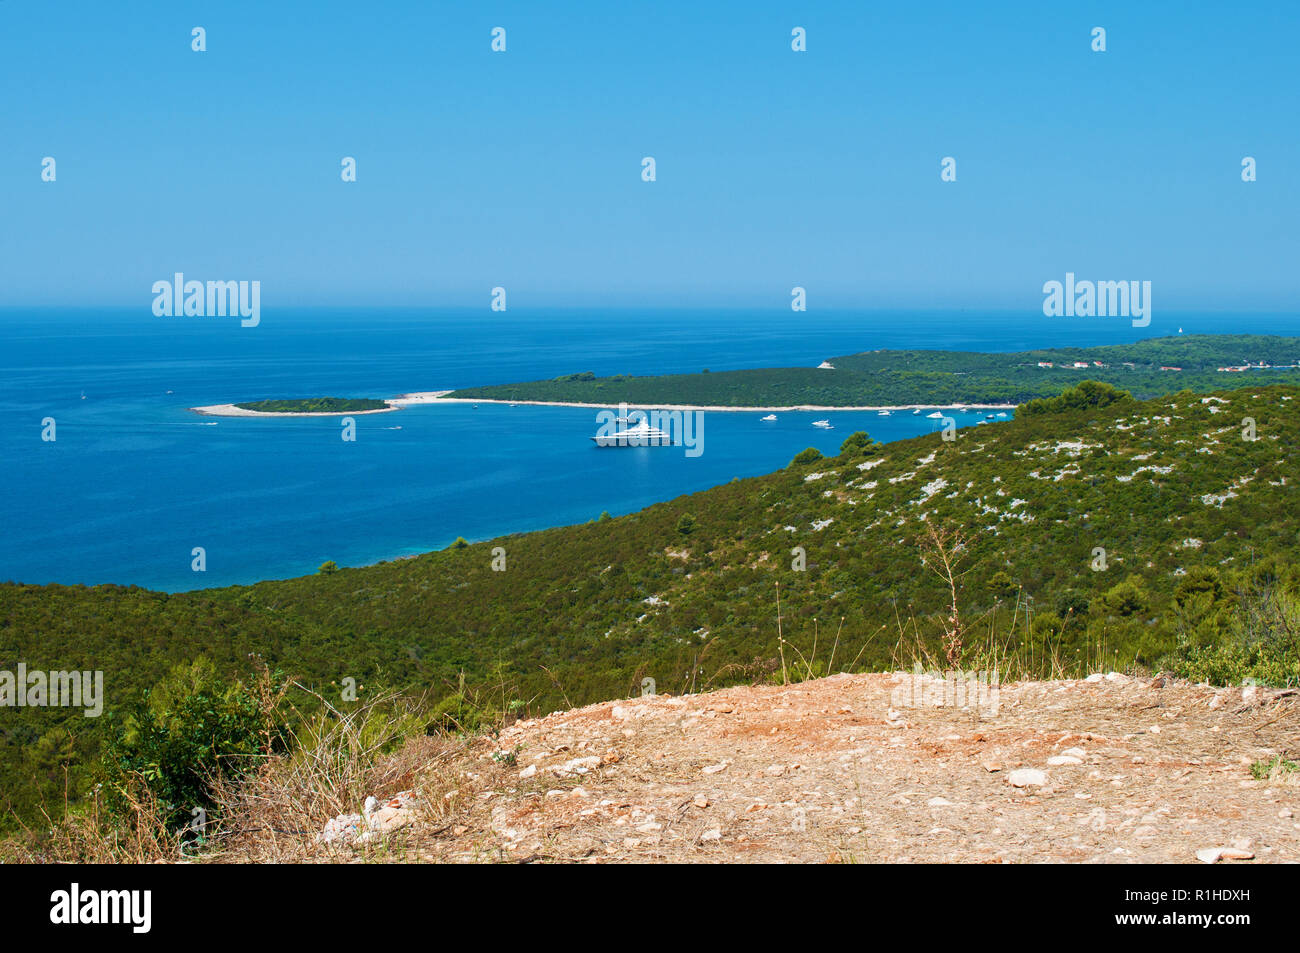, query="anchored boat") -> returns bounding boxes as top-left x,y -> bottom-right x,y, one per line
592,420 -> 674,447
